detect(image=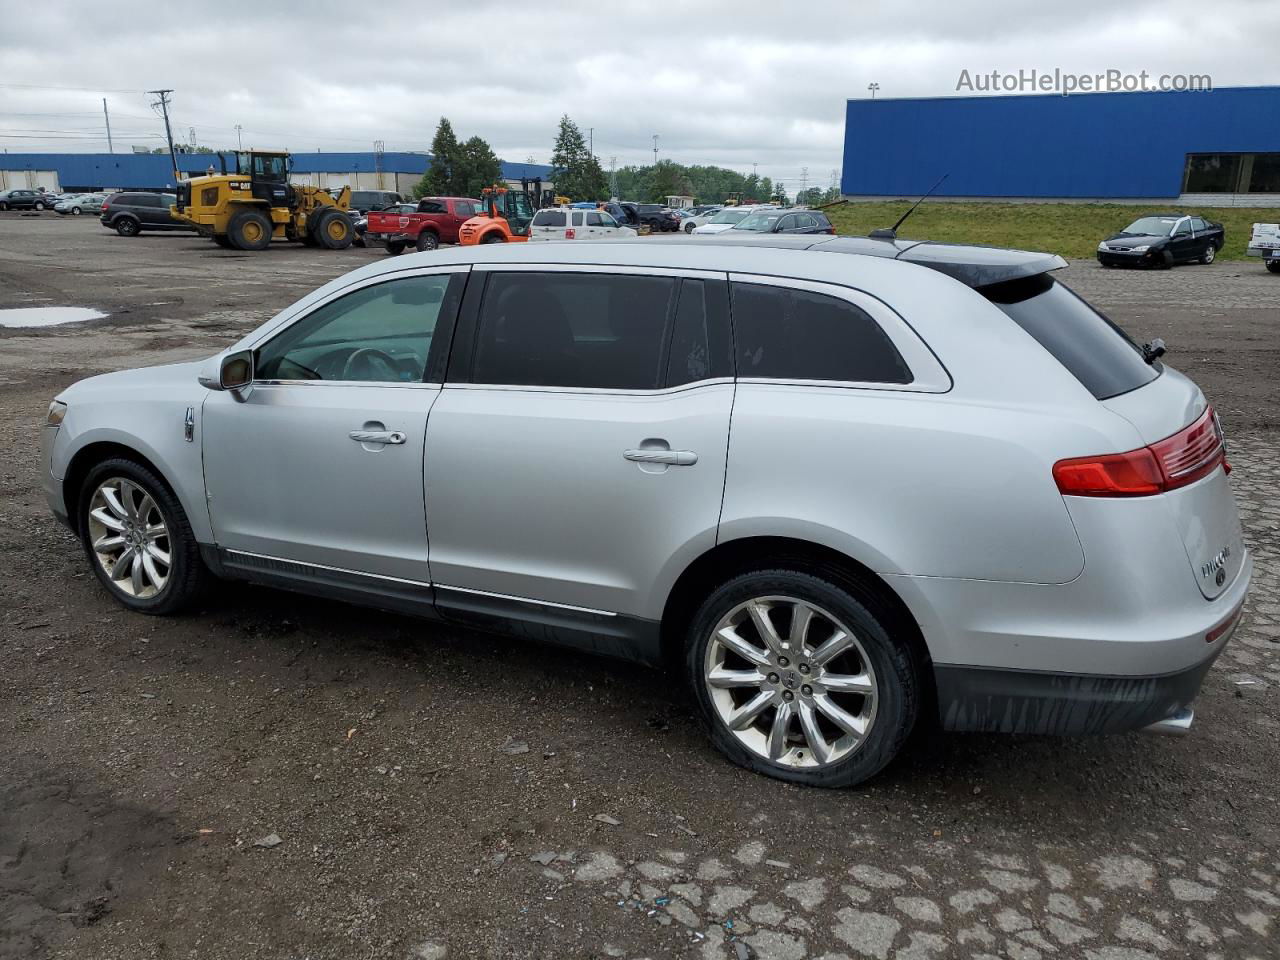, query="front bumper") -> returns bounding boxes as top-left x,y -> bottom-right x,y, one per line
41,423 -> 73,531
1097,248 -> 1162,267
